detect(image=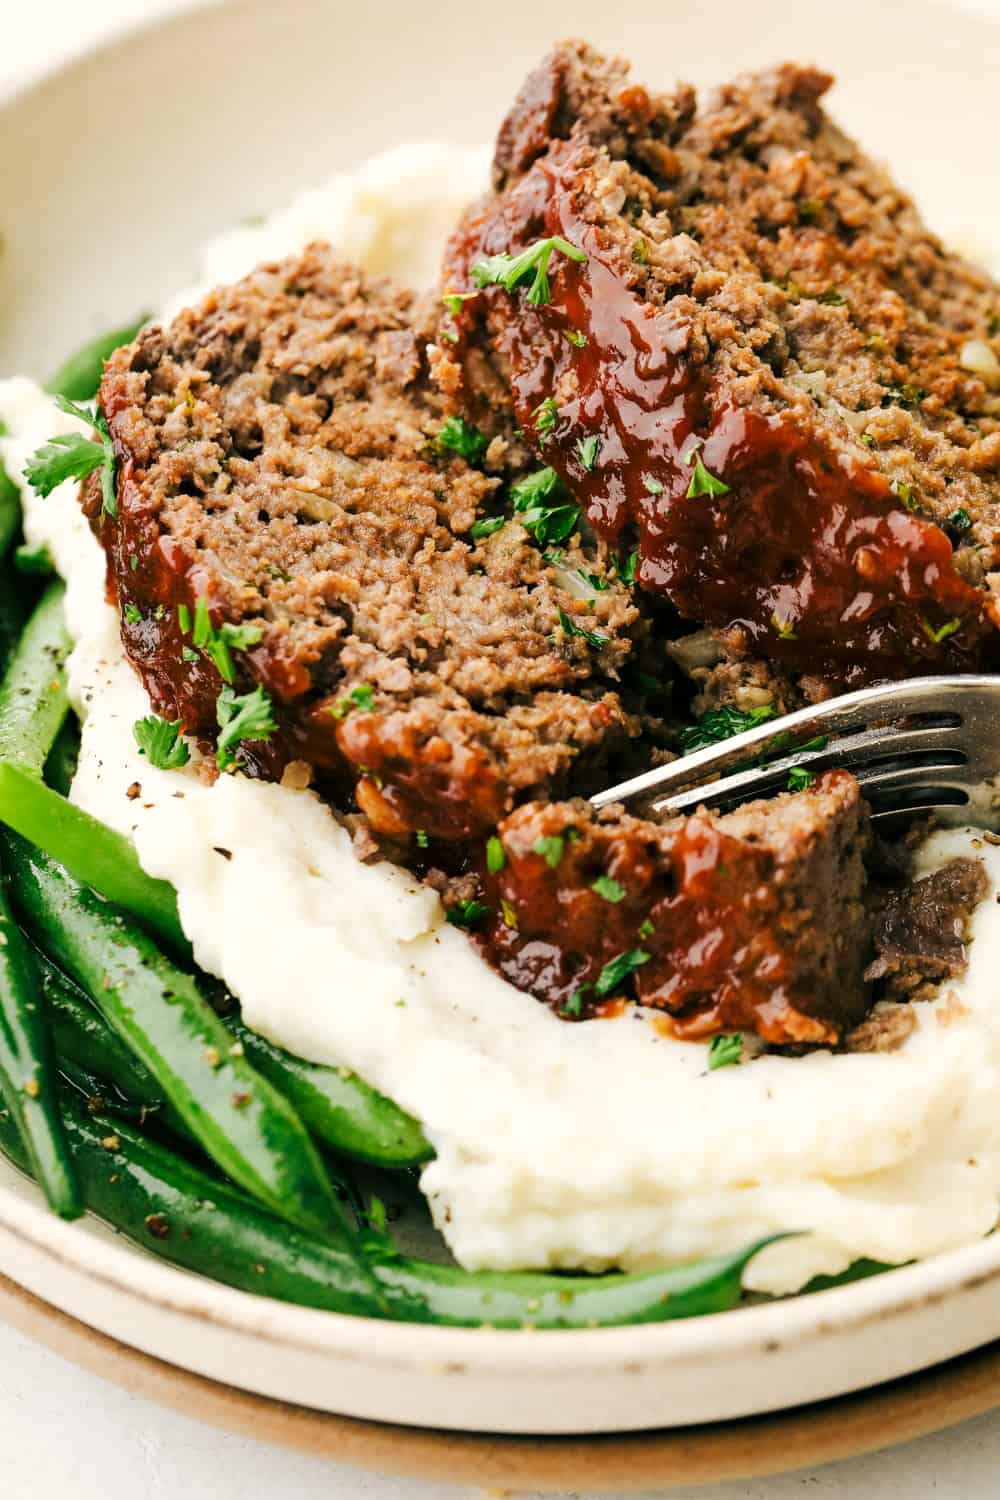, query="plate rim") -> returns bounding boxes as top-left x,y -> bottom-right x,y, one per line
4,0 -> 1000,1431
